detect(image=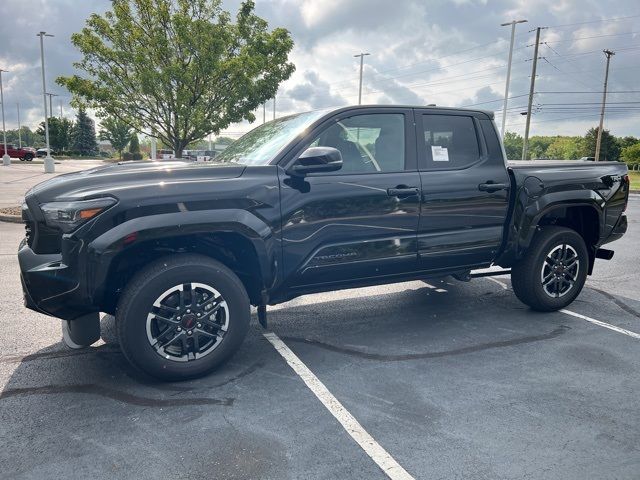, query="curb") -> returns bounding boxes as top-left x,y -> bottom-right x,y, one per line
0,214 -> 22,224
